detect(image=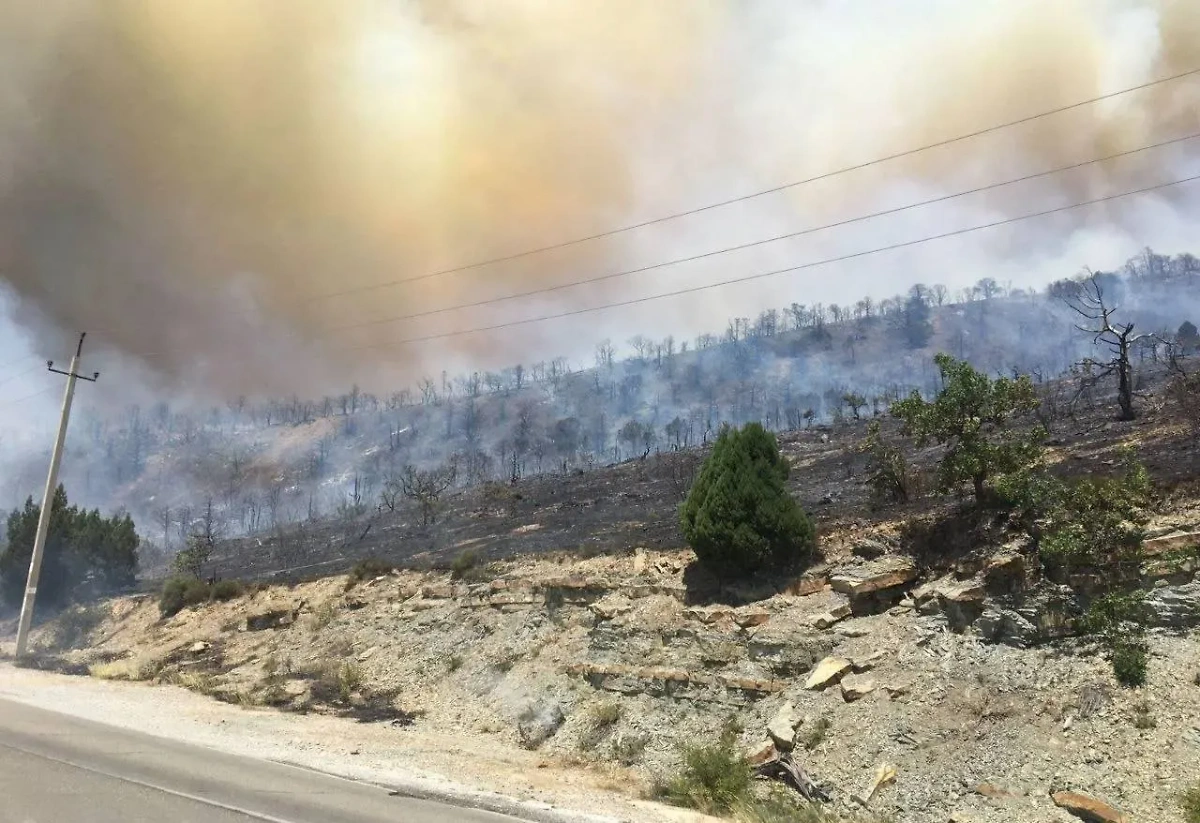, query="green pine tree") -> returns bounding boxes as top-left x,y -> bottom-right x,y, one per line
0,485 -> 139,608
680,423 -> 815,579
